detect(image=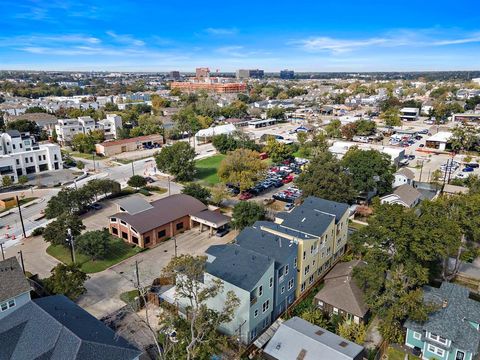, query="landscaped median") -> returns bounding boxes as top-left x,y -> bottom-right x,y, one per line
46,235 -> 144,273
